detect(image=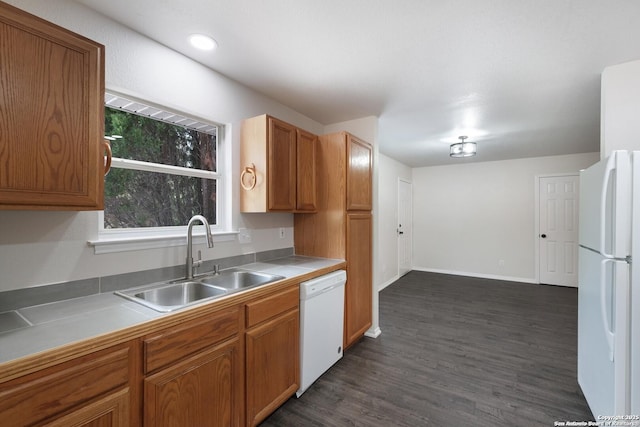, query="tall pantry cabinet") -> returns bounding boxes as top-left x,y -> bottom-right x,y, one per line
294,132 -> 373,349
